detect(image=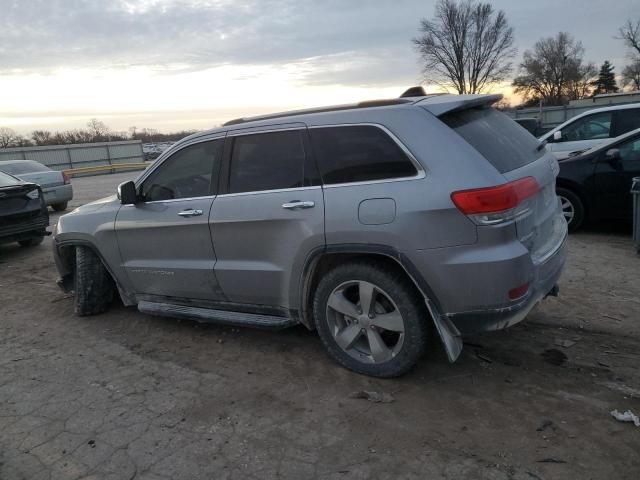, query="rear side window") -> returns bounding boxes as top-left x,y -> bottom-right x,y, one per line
441,107 -> 544,173
310,125 -> 417,185
229,130 -> 305,194
612,108 -> 640,137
